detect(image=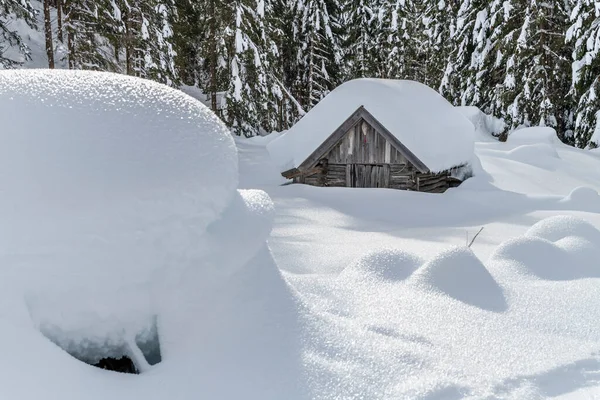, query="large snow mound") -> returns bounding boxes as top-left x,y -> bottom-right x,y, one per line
0,69 -> 238,234
268,79 -> 475,173
457,106 -> 505,141
409,246 -> 507,311
0,70 -> 240,346
0,70 -> 305,399
0,68 -> 241,366
508,127 -> 561,145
